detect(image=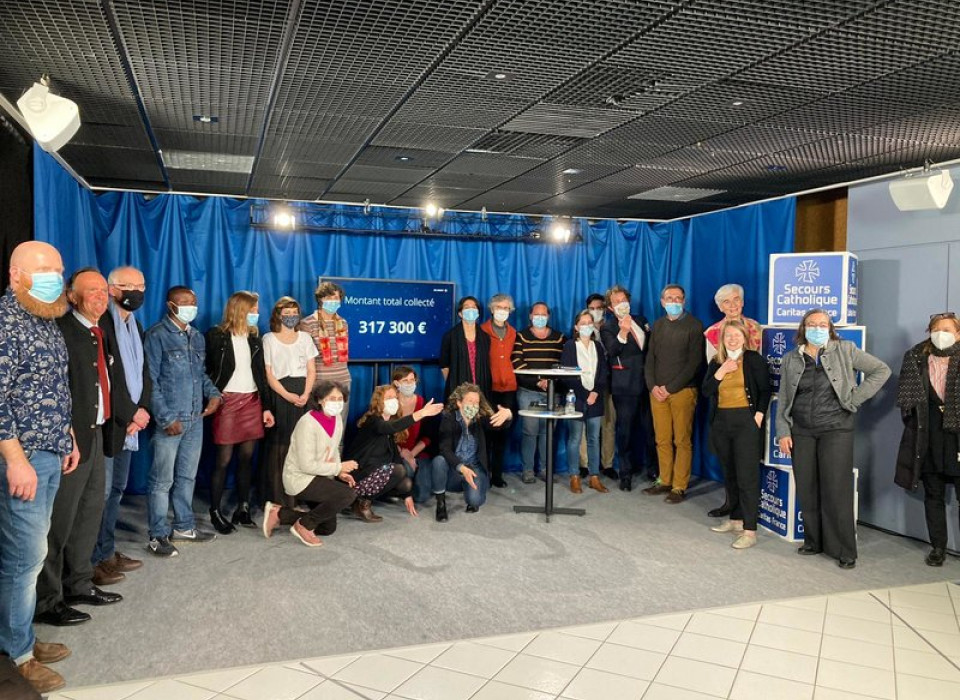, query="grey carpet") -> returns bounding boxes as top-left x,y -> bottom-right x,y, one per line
47,477 -> 958,688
